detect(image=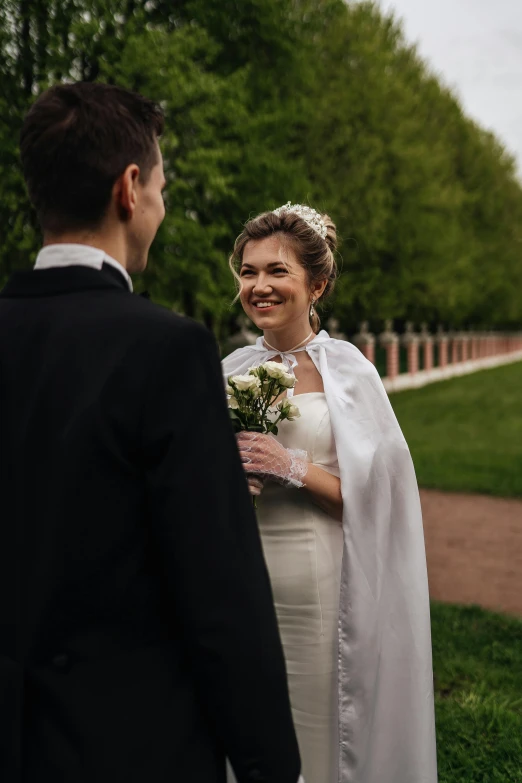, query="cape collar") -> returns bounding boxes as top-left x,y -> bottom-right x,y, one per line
242,330 -> 330,398
252,329 -> 330,354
